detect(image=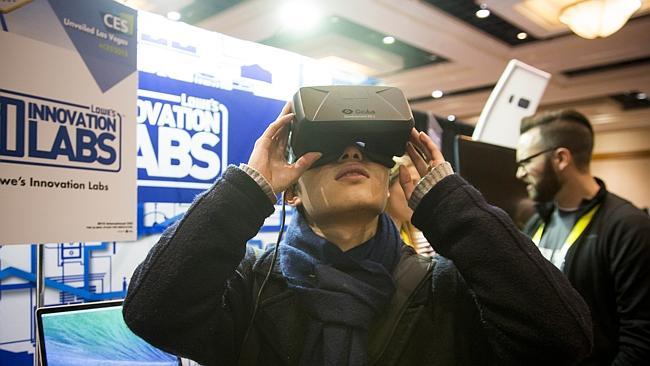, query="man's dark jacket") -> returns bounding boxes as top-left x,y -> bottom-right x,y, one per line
523,179 -> 650,366
124,167 -> 593,365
